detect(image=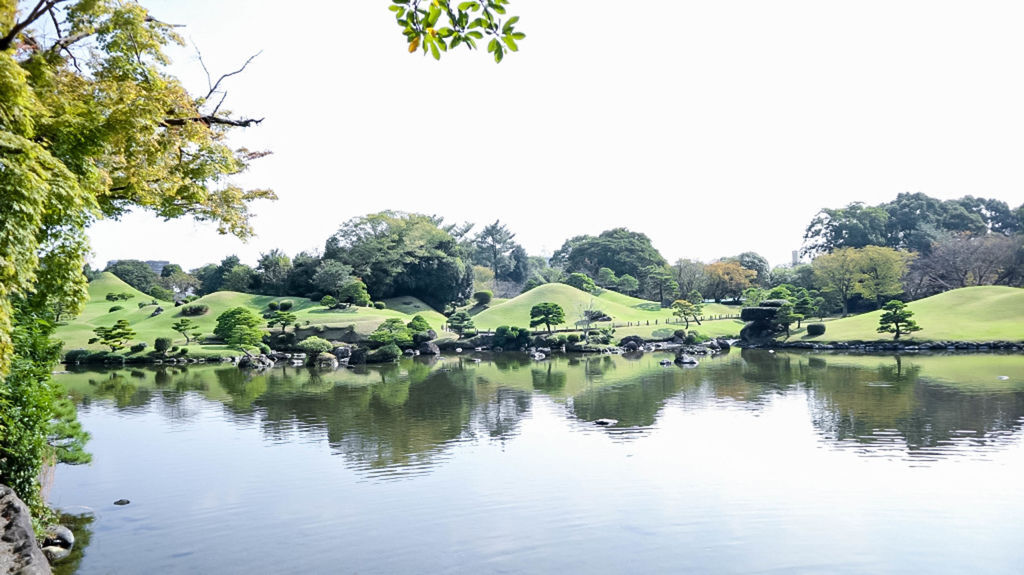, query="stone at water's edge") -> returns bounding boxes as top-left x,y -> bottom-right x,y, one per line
0,485 -> 52,574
